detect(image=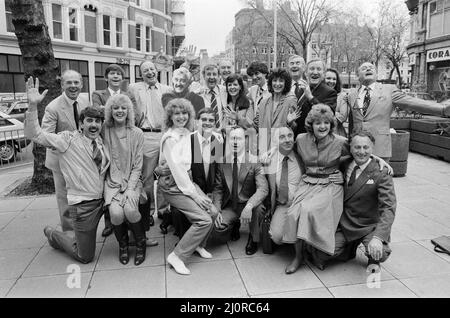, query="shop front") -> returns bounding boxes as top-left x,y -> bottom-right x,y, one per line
427,46 -> 450,101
